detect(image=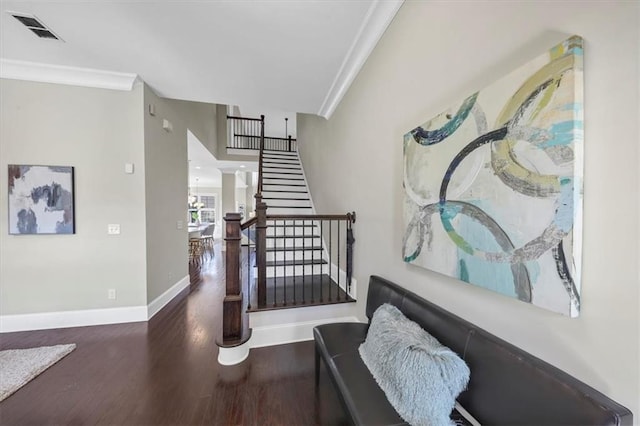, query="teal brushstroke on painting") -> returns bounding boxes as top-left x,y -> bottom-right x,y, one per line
440,203 -> 462,232
559,103 -> 583,113
569,46 -> 583,56
459,259 -> 469,282
456,212 -> 516,298
553,121 -> 582,132
525,260 -> 540,286
404,251 -> 419,263
539,120 -> 583,148
554,178 -> 574,232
